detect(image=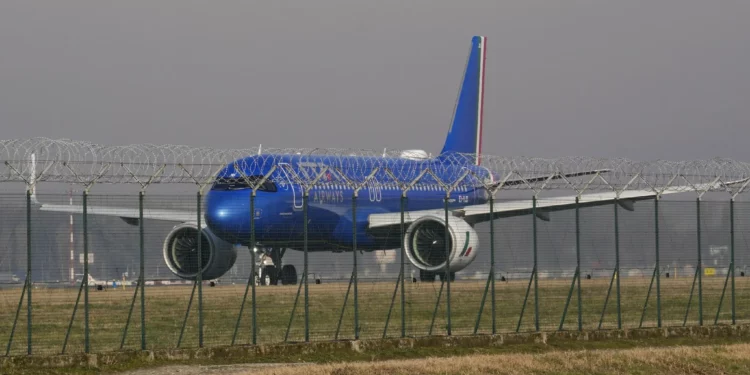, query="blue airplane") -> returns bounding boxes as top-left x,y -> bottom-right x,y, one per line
40,36 -> 734,285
